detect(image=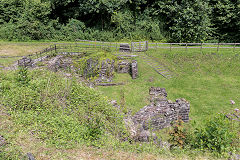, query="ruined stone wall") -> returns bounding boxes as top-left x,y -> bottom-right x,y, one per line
131,60 -> 138,79
117,60 -> 130,73
96,59 -> 115,83
116,60 -> 138,79
132,87 -> 190,130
